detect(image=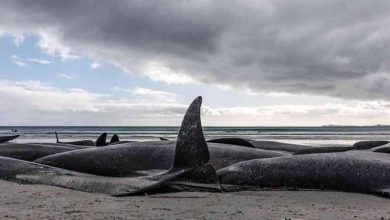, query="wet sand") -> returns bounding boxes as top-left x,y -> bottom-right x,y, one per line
0,180 -> 389,219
